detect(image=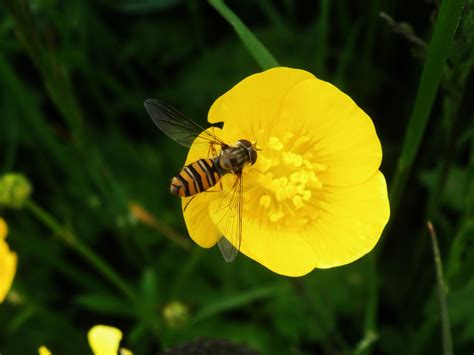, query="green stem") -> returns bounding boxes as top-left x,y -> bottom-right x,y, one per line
353,254 -> 378,355
26,200 -> 138,304
427,221 -> 453,355
208,0 -> 279,70
315,0 -> 330,74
